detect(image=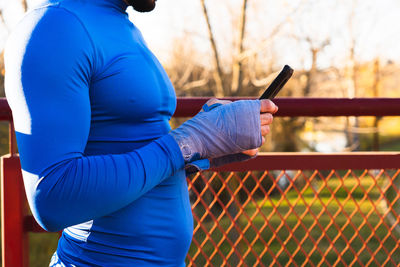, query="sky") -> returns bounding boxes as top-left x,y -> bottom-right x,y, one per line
129,0 -> 400,69
1,0 -> 400,70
